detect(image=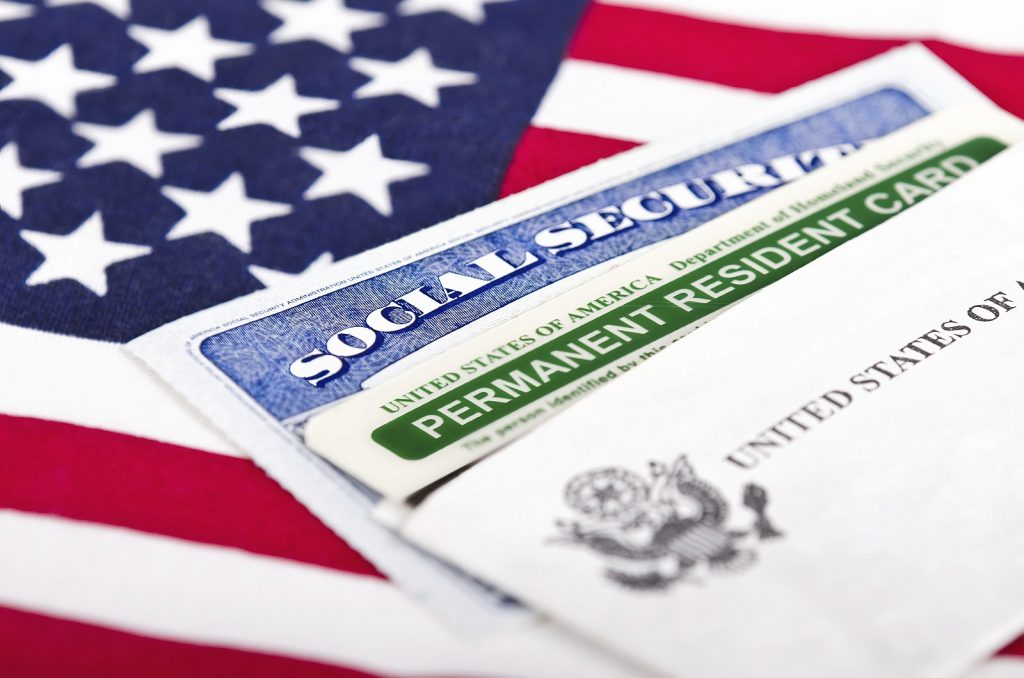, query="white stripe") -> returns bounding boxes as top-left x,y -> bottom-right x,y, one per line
961,658 -> 1024,678
0,324 -> 236,456
602,0 -> 1024,55
0,510 -> 629,677
533,58 -> 765,142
